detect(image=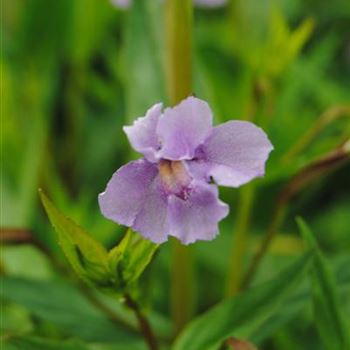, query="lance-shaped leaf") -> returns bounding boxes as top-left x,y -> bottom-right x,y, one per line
251,253 -> 350,344
0,277 -> 136,343
39,190 -> 111,286
3,336 -> 90,350
109,229 -> 159,288
173,252 -> 313,350
297,218 -> 350,350
40,190 -> 158,293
